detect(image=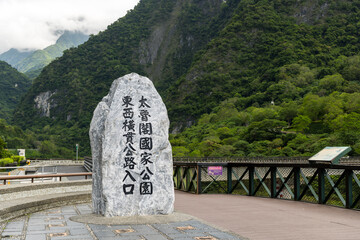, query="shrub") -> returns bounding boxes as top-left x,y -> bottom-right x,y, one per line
0,158 -> 14,167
